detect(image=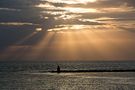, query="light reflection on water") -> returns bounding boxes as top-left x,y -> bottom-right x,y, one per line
0,62 -> 135,90
0,72 -> 135,90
